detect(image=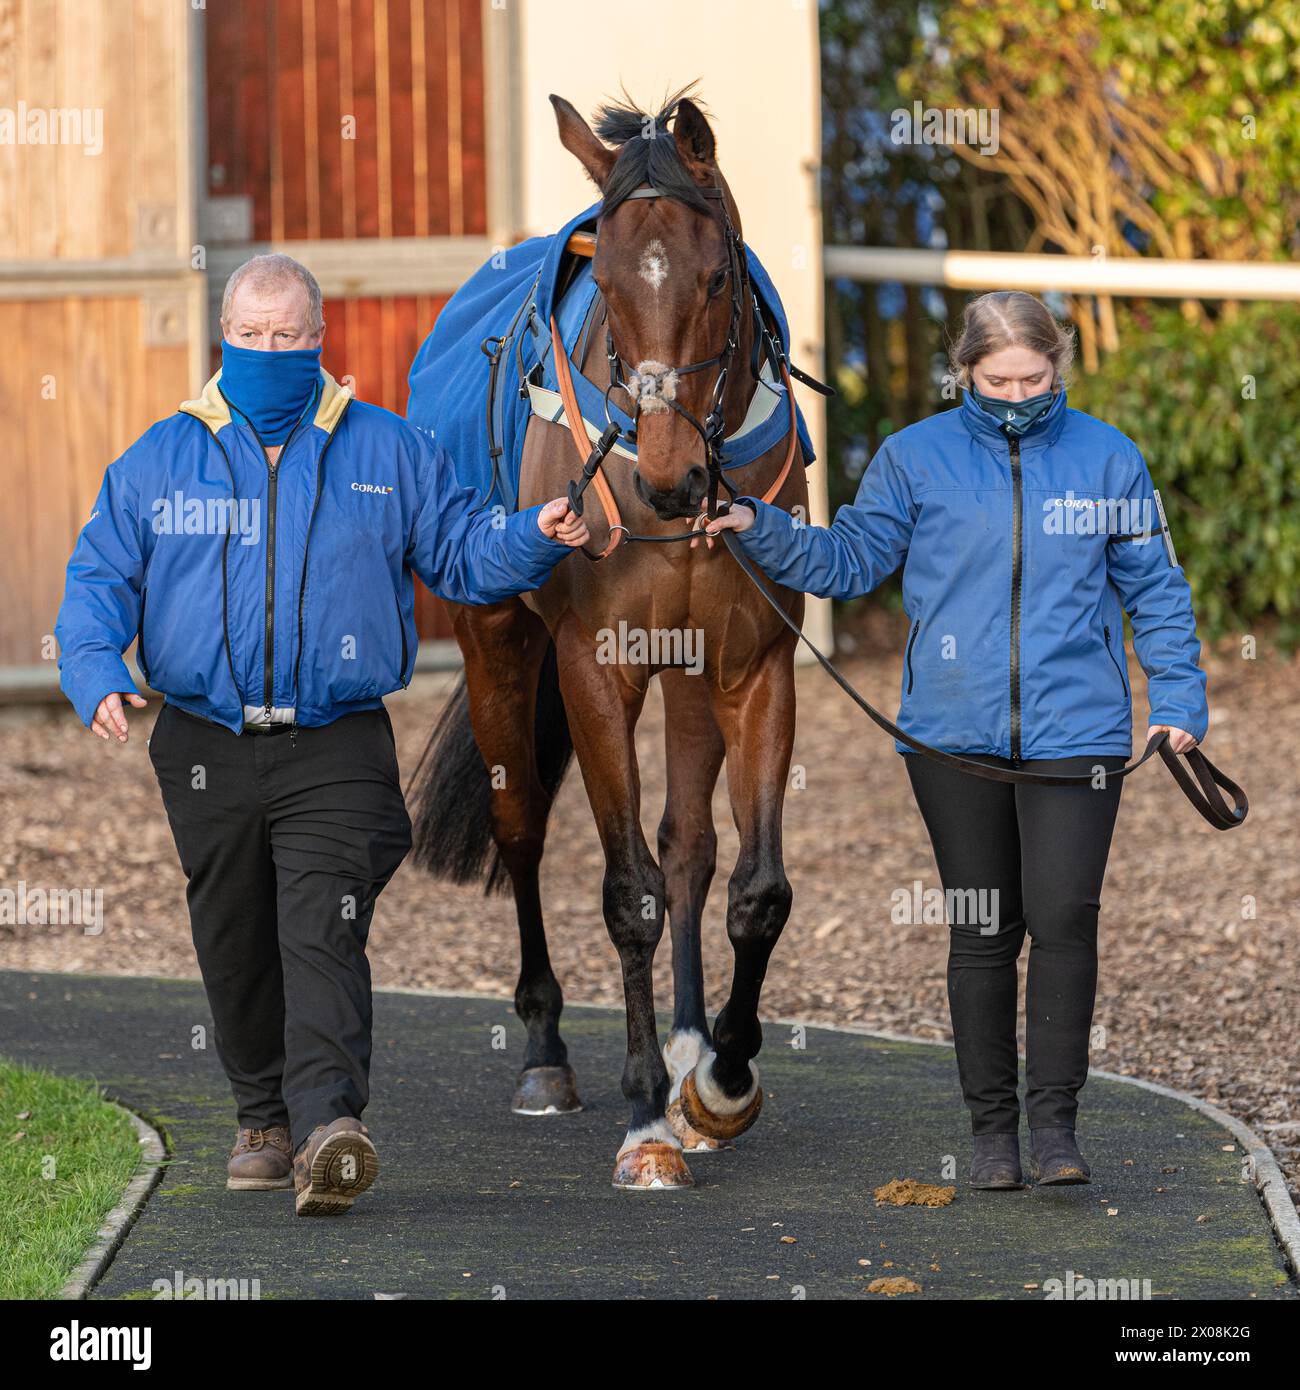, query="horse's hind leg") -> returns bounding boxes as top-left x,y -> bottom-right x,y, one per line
453,601 -> 581,1116
657,669 -> 727,1152
680,633 -> 797,1142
